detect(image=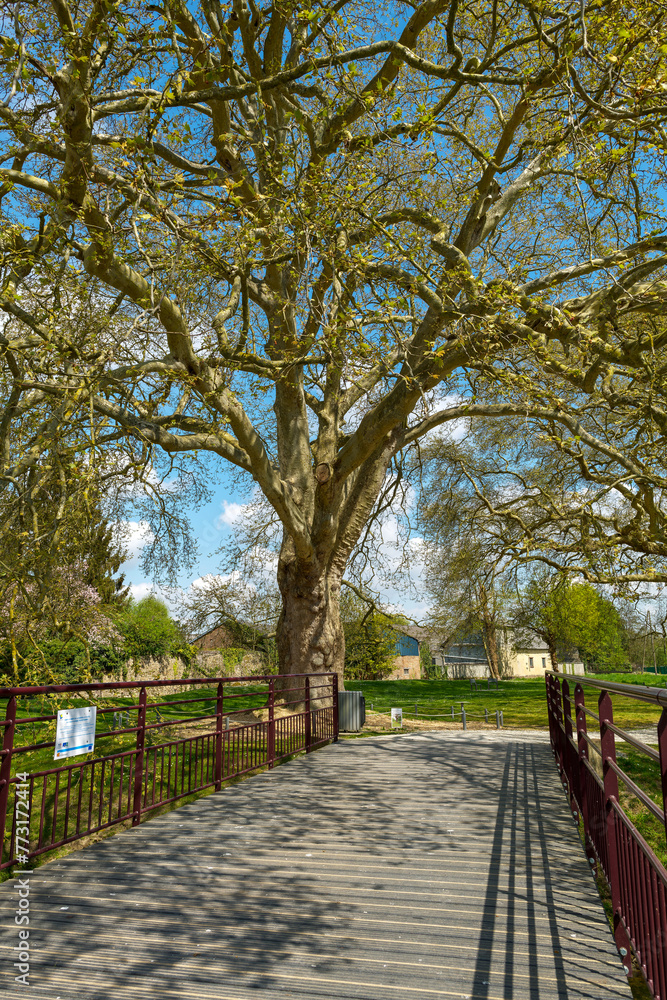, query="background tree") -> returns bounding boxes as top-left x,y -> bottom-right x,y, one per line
417,400 -> 667,589
0,442 -> 130,680
1,0 -> 667,687
84,515 -> 130,607
511,573 -> 629,671
418,429 -> 634,672
115,595 -> 192,664
420,639 -> 437,679
181,571 -> 281,666
424,535 -> 510,680
340,590 -> 397,681
419,450 -> 516,679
